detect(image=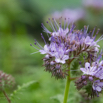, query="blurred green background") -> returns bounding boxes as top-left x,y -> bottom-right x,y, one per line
0,0 -> 103,103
